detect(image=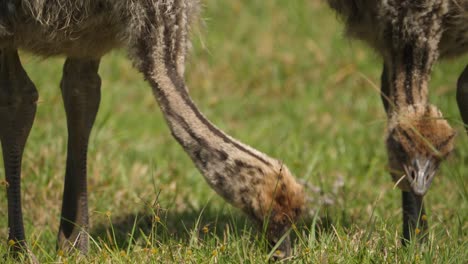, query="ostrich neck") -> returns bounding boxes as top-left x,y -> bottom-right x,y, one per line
382,0 -> 448,109
387,44 -> 435,109
144,52 -> 288,216
132,1 -> 304,225
151,64 -> 276,177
